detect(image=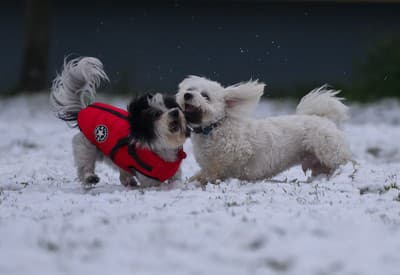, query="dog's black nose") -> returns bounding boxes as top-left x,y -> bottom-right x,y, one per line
184,93 -> 193,101
169,109 -> 179,118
